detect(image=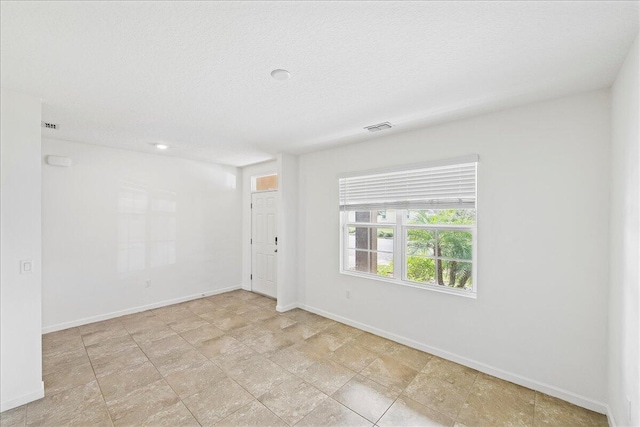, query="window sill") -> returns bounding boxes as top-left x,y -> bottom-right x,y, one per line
339,270 -> 477,299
